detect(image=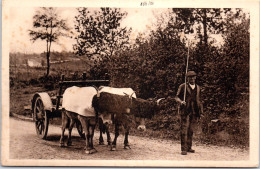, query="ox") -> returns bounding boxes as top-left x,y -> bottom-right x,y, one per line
93,86 -> 164,151
96,86 -> 137,146
60,86 -> 98,154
